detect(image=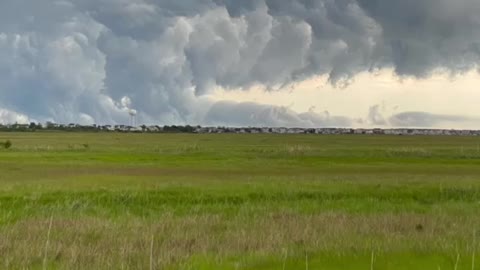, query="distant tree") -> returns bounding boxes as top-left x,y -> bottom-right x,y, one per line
29,122 -> 37,130
185,125 -> 195,133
